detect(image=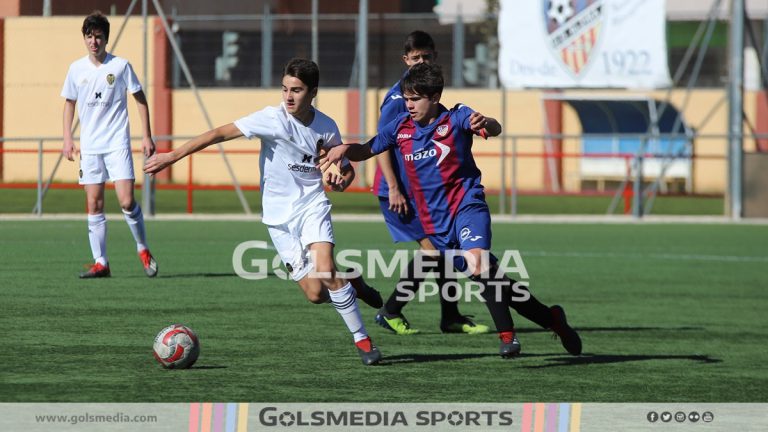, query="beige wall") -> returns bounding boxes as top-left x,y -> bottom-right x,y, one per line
1,16 -> 751,195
